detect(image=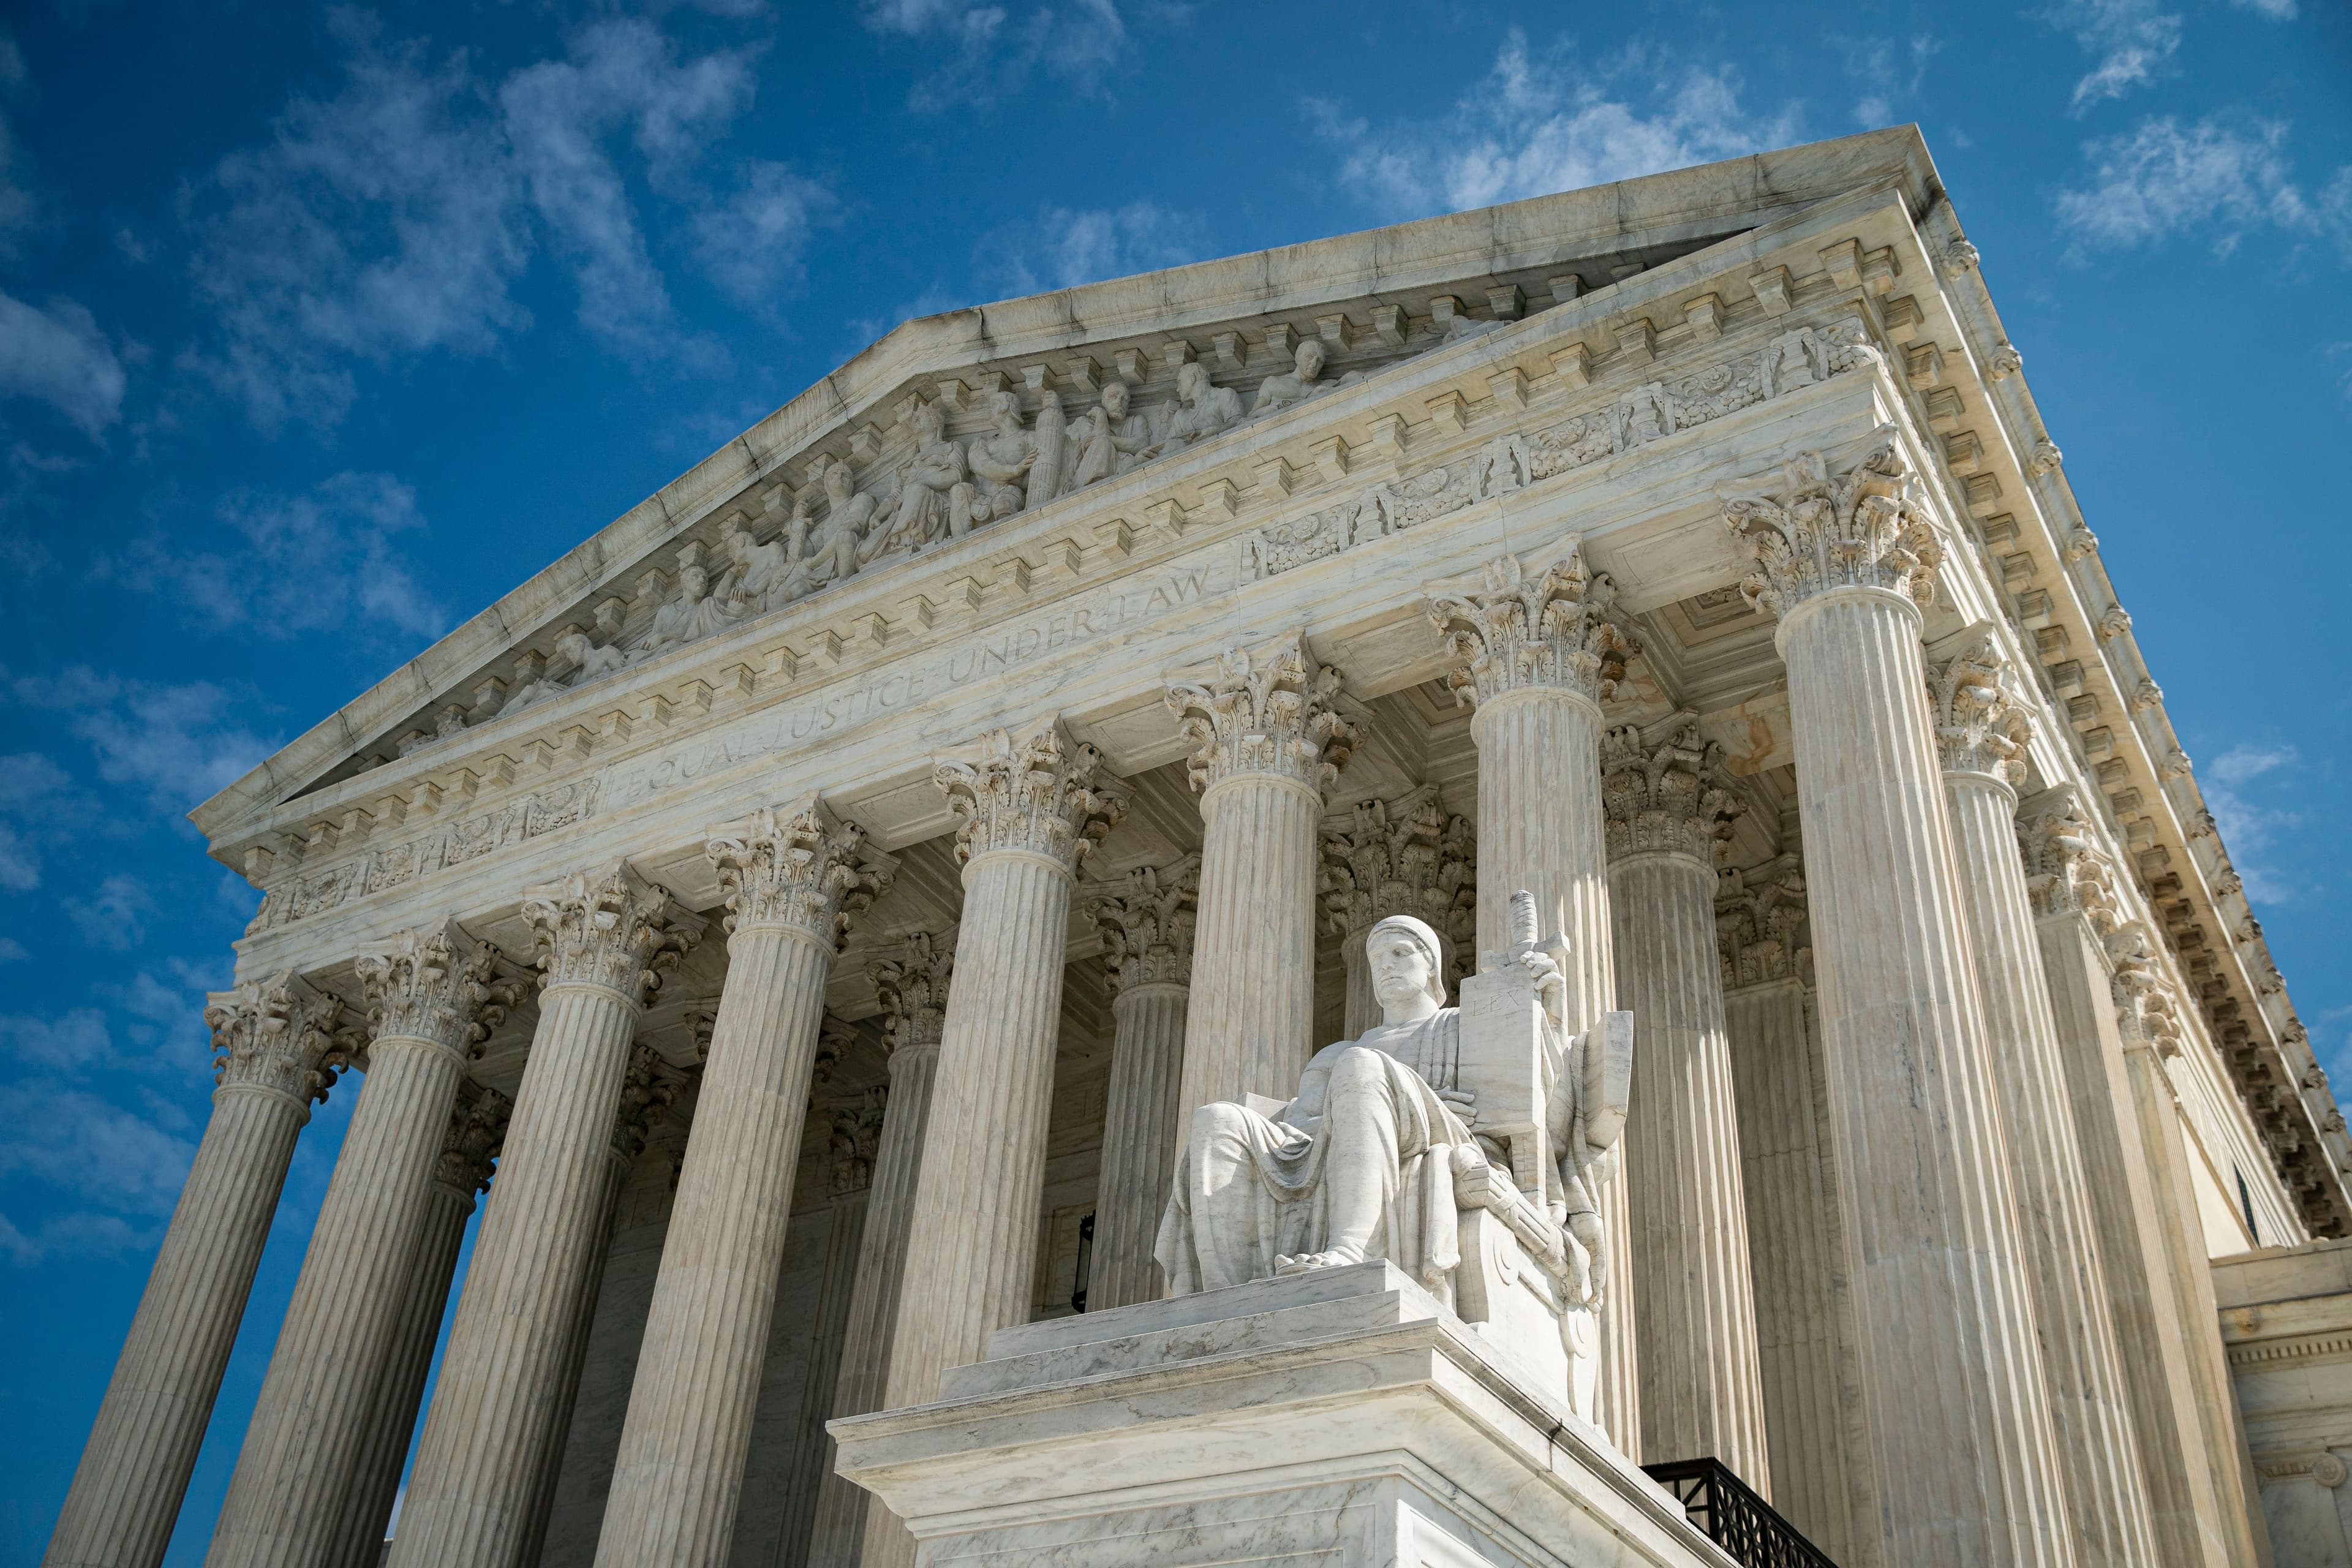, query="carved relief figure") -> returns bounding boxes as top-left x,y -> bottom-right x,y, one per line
964,388 -> 1036,525
630,562 -> 740,662
1250,336 -> 1332,417
1150,361 -> 1243,456
715,521 -> 793,616
798,459 -> 872,593
862,401 -> 963,565
1064,377 -> 1149,491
